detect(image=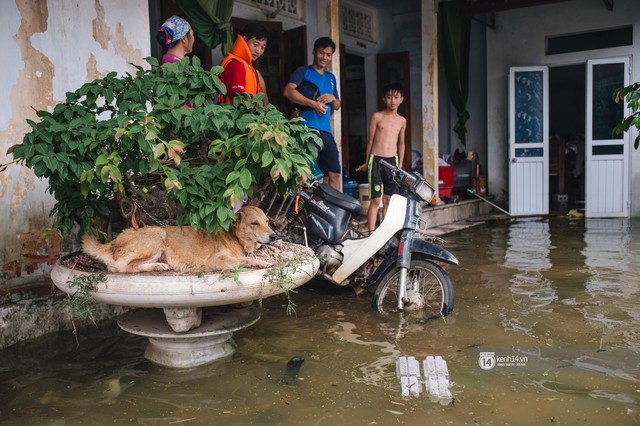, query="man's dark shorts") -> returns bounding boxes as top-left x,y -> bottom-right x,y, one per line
314,130 -> 341,174
368,155 -> 399,199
